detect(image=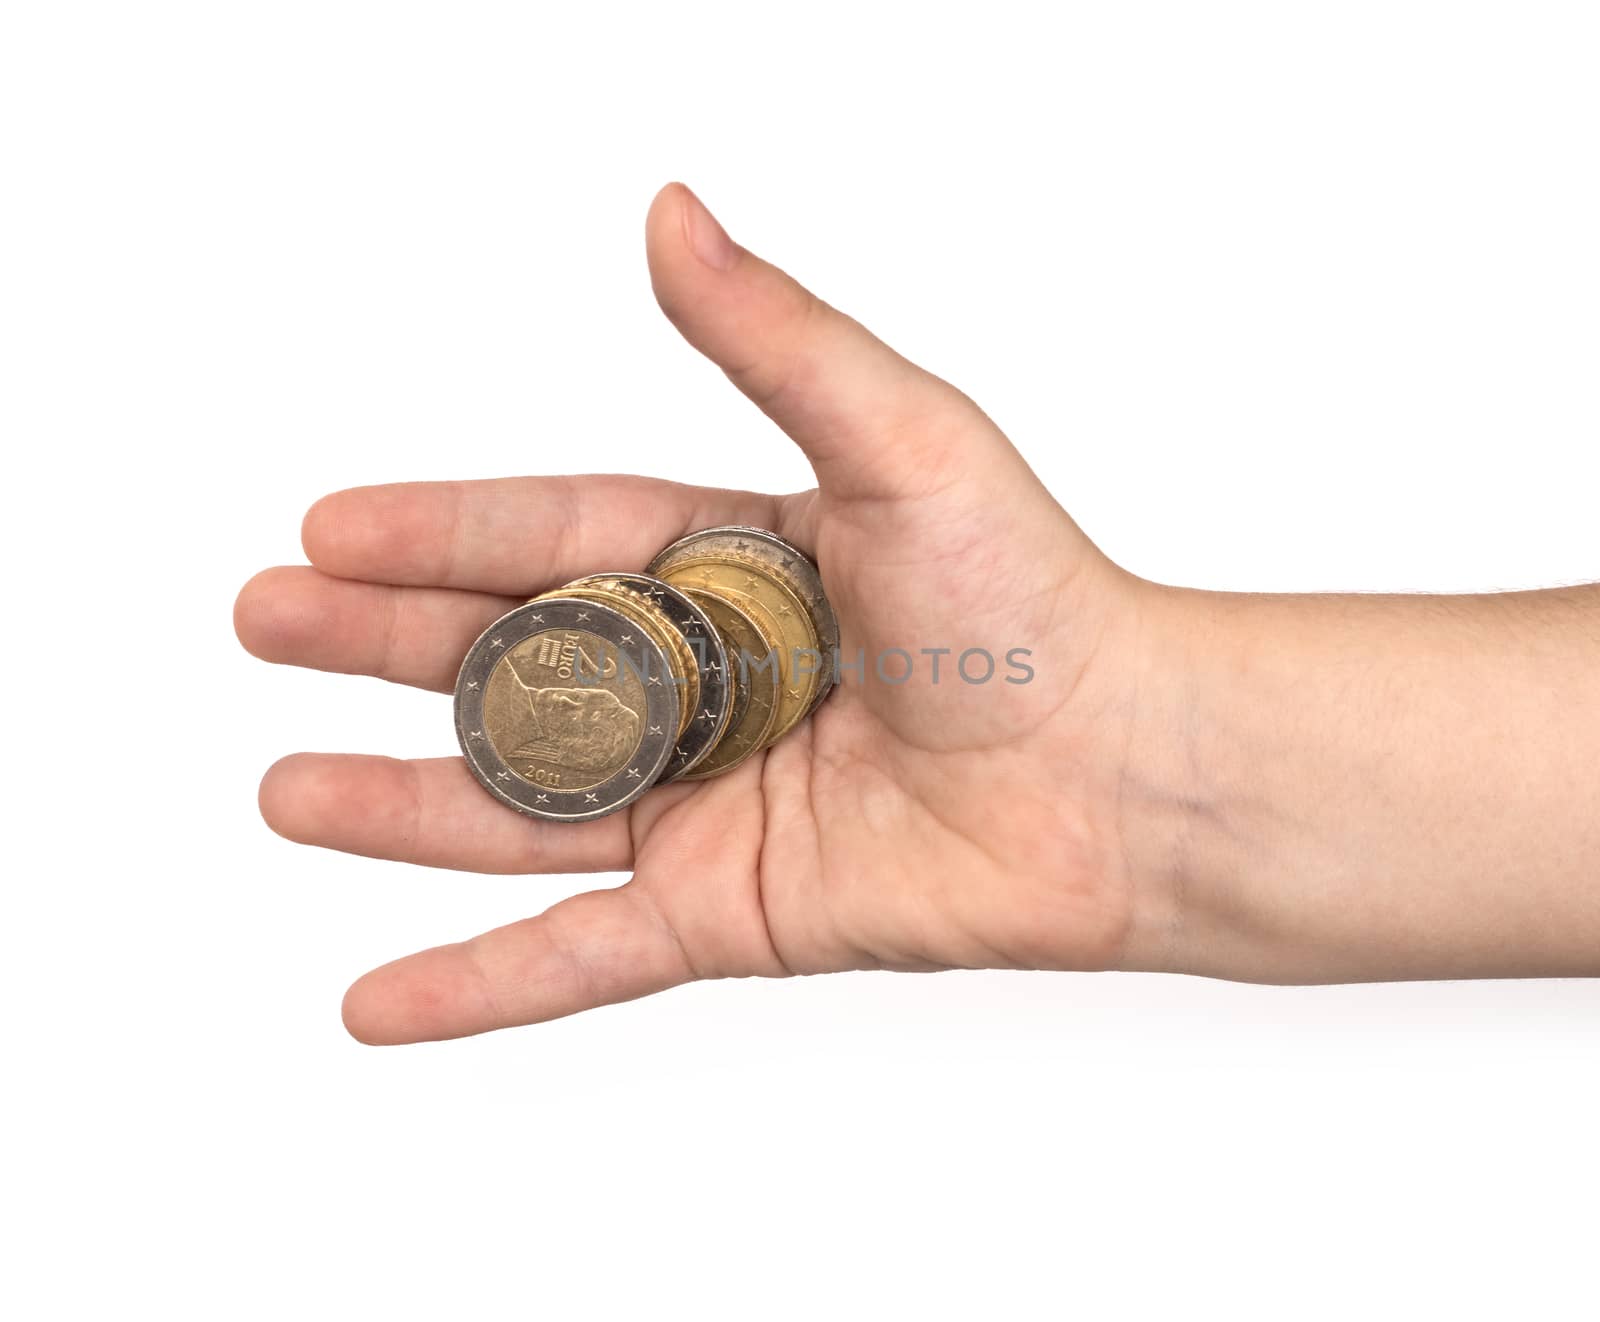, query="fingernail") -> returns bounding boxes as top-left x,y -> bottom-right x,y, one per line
681,186 -> 738,271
